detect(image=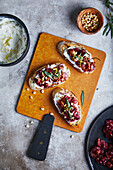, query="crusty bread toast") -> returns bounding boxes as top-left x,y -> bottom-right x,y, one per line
29,63 -> 70,90
57,41 -> 95,74
52,87 -> 82,126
